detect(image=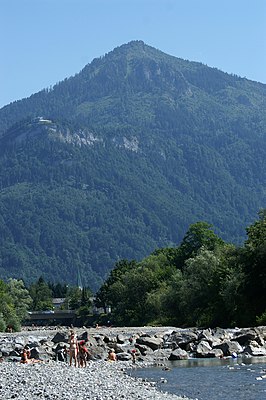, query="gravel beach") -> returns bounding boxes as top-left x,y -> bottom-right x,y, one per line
0,359 -> 190,400
2,324 -> 265,399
